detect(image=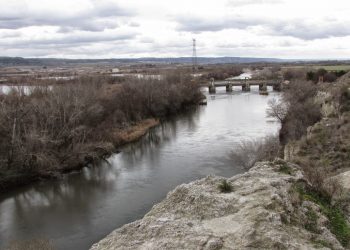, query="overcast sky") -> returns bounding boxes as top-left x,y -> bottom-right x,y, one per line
0,0 -> 350,59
